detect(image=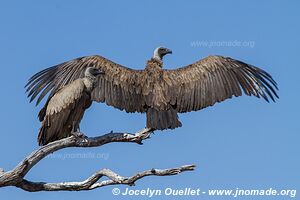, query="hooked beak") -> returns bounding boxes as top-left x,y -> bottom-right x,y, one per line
95,70 -> 105,76
166,48 -> 172,54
